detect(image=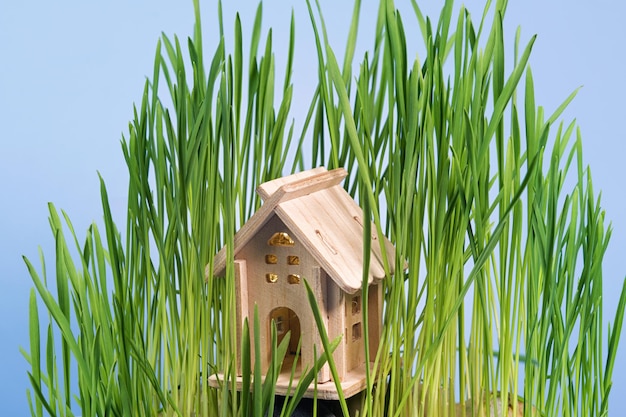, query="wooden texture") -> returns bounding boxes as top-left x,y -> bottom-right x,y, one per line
205,168 -> 395,293
367,283 -> 383,356
234,260 -> 248,376
210,166 -> 397,294
256,166 -> 338,201
208,362 -> 373,400
312,266 -> 330,383
326,275 -> 346,380
343,292 -> 364,371
206,167 -> 399,398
